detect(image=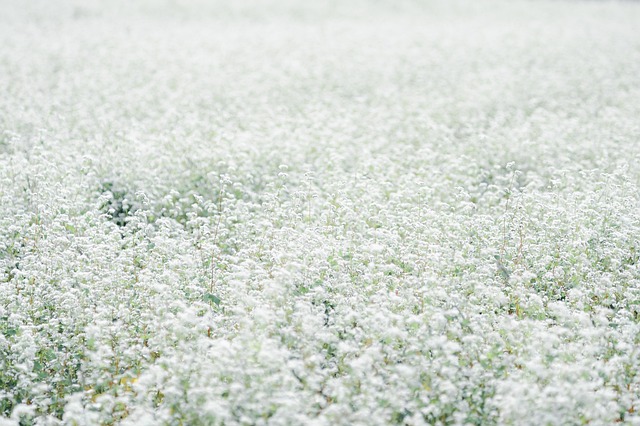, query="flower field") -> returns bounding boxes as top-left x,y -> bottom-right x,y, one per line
1,0 -> 640,424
